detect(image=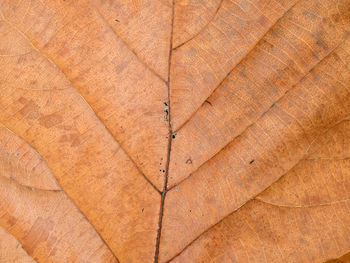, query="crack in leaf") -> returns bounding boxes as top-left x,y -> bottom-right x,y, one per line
0,175 -> 62,193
